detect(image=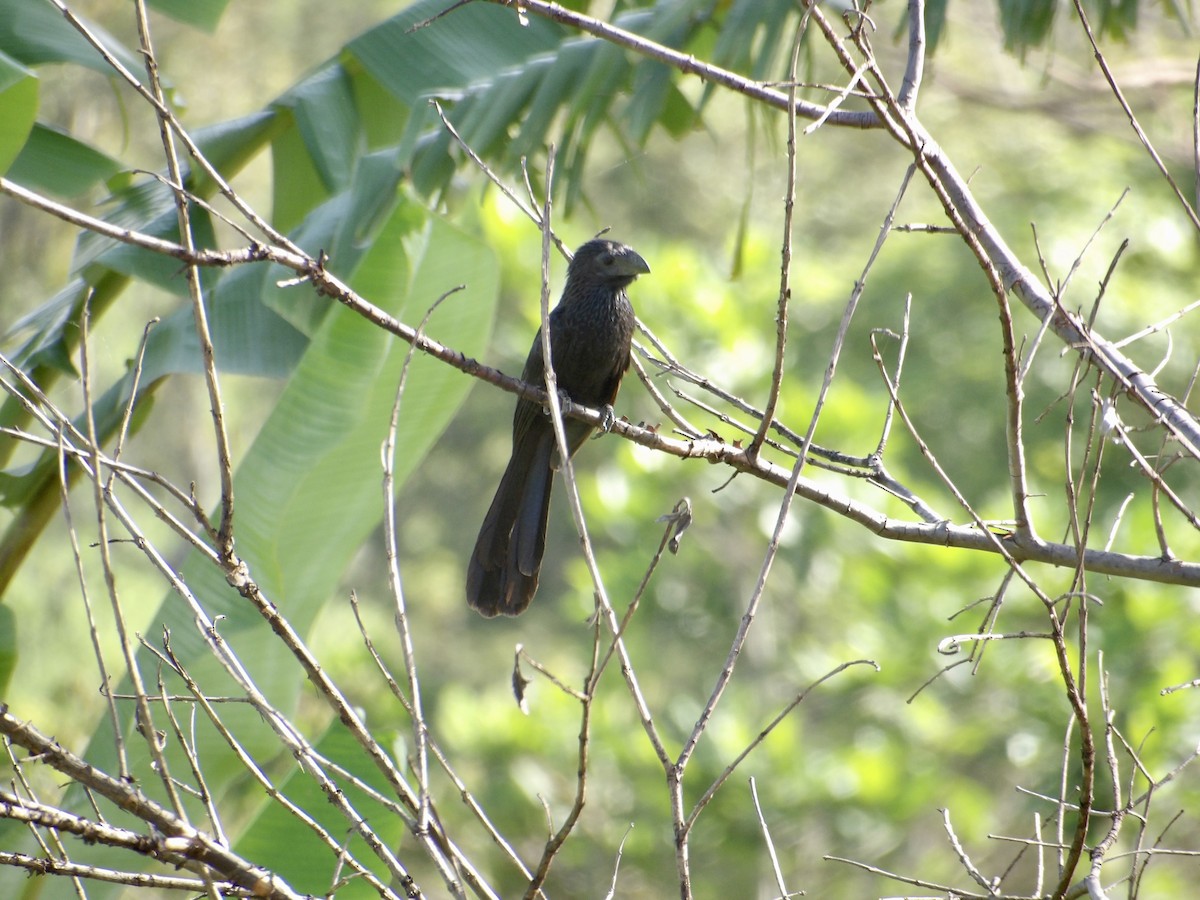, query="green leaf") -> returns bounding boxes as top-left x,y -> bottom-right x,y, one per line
0,606 -> 14,697
261,158 -> 409,339
454,64 -> 542,158
998,0 -> 1059,54
711,0 -> 795,81
276,63 -> 362,193
342,148 -> 410,249
509,50 -> 581,159
349,63 -> 409,149
271,111 -> 331,233
347,0 -> 568,194
1096,0 -> 1139,37
140,262 -> 310,381
1,279 -> 86,373
234,719 -> 404,895
922,0 -> 950,49
7,124 -> 121,196
0,0 -> 141,73
149,0 -> 230,31
0,50 -> 36,176
91,201 -> 219,295
189,109 -> 286,191
0,262 -> 306,510
623,0 -> 701,142
347,0 -> 563,106
72,179 -> 173,276
625,61 -> 674,145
